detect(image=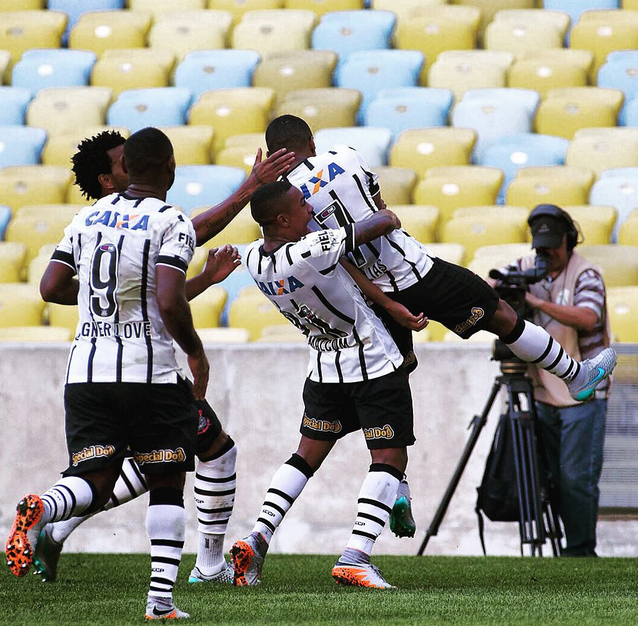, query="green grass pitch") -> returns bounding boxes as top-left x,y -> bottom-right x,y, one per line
2,553 -> 638,626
